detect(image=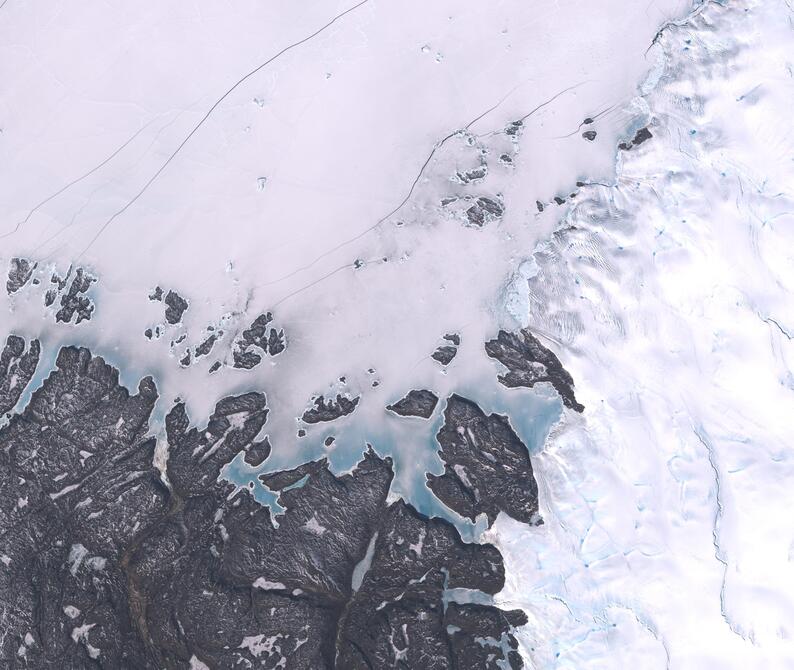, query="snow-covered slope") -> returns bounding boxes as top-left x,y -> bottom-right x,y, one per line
489,1 -> 794,666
